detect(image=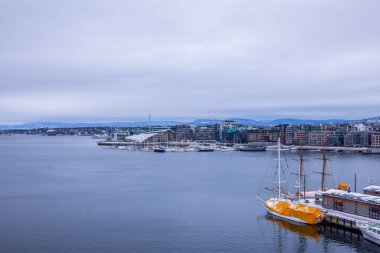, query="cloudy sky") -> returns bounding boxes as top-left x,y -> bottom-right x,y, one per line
0,0 -> 379,123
